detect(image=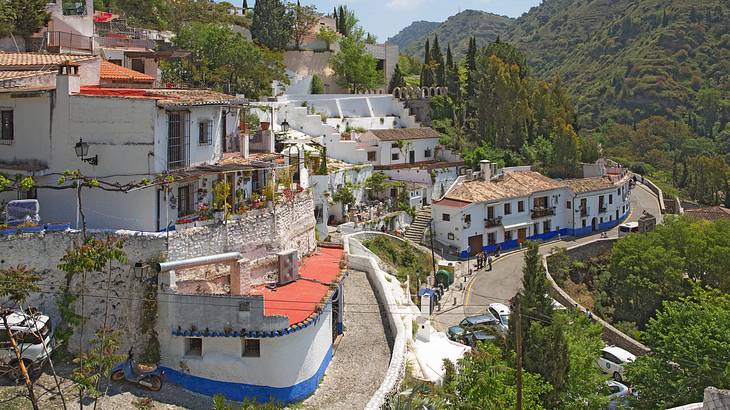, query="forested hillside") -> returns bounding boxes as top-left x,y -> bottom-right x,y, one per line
505,0 -> 730,130
396,10 -> 512,59
386,20 -> 440,50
